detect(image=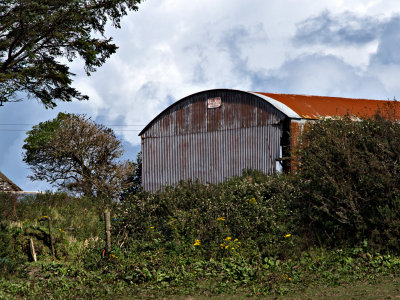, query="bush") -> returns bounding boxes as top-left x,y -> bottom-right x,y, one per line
0,192 -> 18,220
0,221 -> 26,278
0,221 -> 12,258
295,114 -> 400,251
114,170 -> 297,259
